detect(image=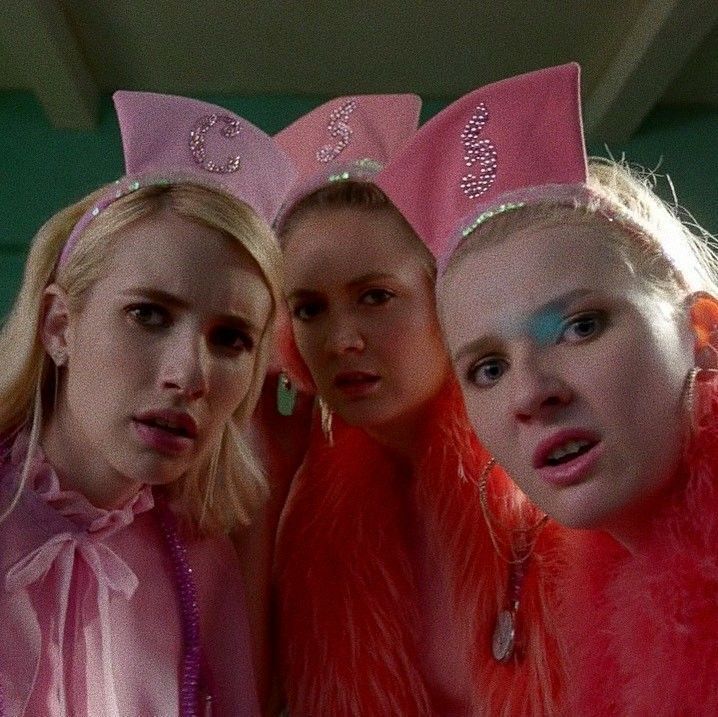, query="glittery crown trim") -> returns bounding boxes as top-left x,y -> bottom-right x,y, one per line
274,158 -> 385,232
56,171 -> 234,268
437,183 -> 683,282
